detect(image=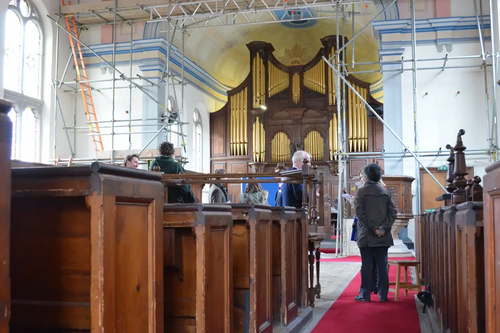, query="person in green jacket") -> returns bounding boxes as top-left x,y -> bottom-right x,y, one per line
150,141 -> 195,203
